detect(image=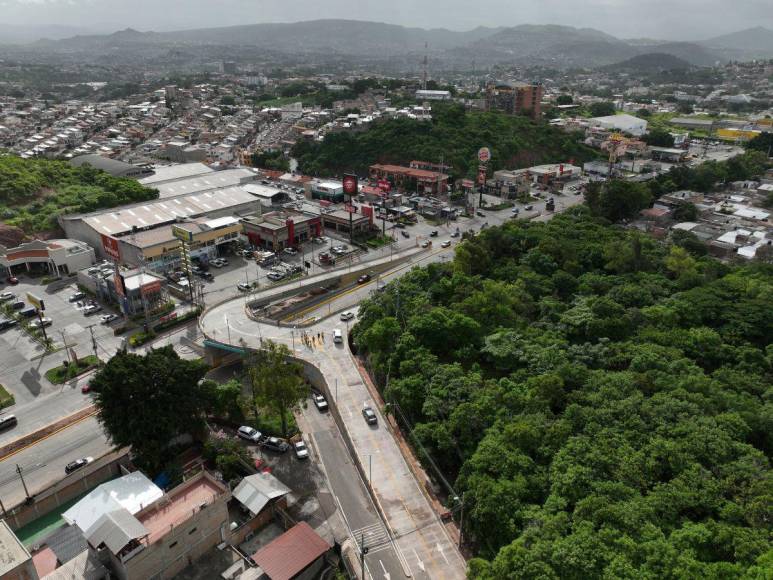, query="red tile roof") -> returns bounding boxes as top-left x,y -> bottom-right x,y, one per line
252,522 -> 330,580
